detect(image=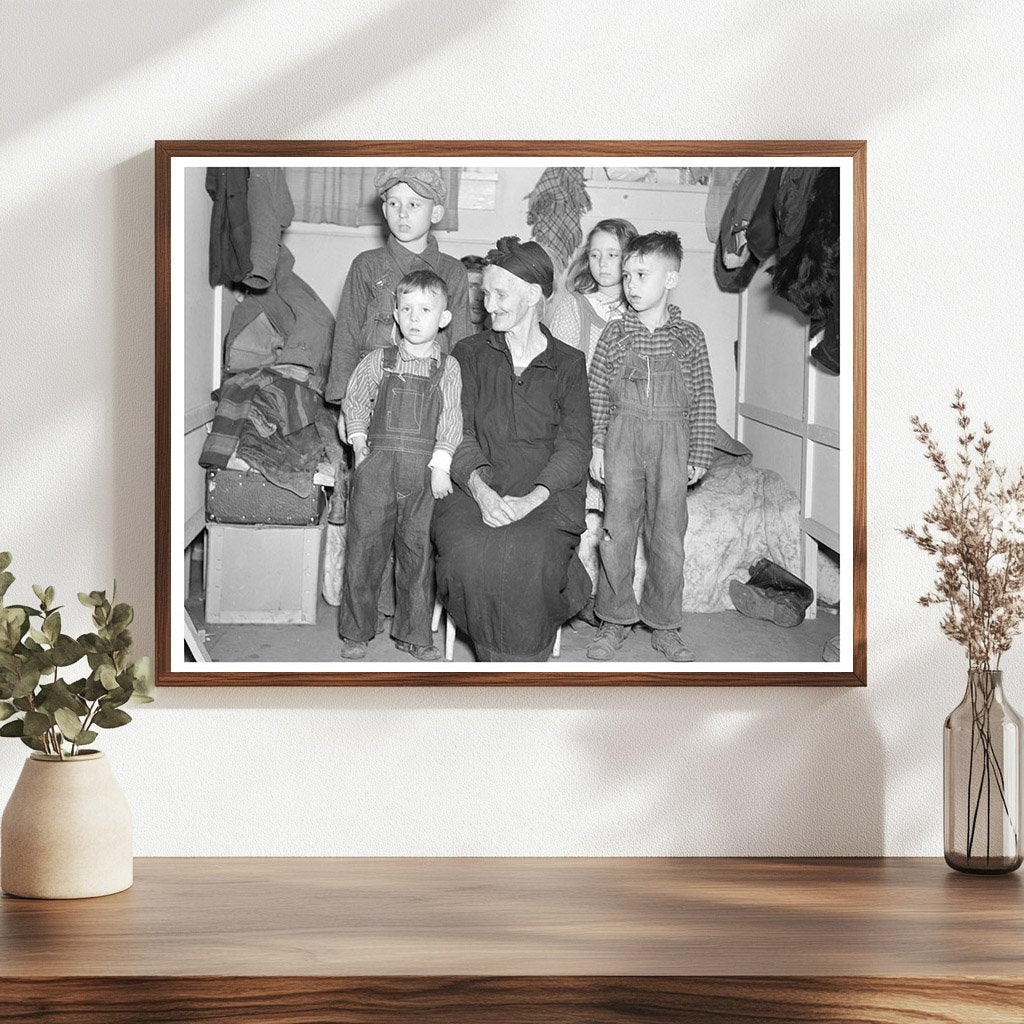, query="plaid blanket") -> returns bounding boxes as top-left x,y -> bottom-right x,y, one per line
525,167 -> 592,267
200,369 -> 323,470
